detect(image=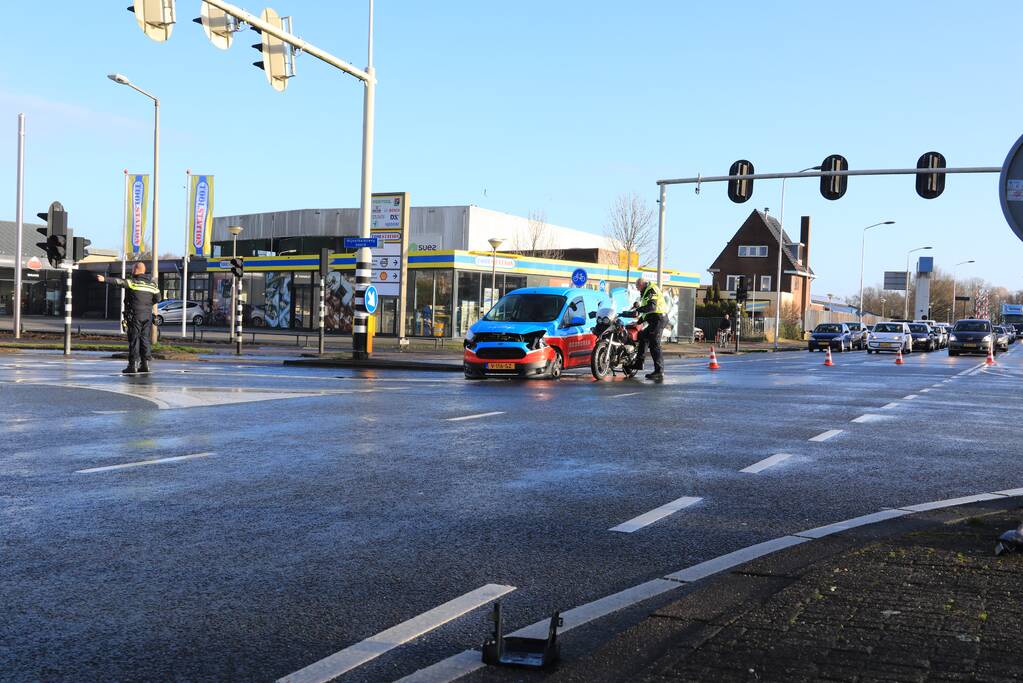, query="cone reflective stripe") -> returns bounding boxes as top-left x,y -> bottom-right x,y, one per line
708,346 -> 720,370
824,347 -> 834,366
895,348 -> 904,365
